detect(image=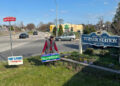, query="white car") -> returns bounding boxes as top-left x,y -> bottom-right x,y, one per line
55,33 -> 76,41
